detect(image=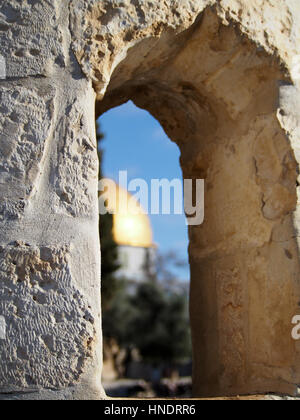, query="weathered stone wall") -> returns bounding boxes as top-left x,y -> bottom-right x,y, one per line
0,1 -> 103,400
1,0 -> 300,399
